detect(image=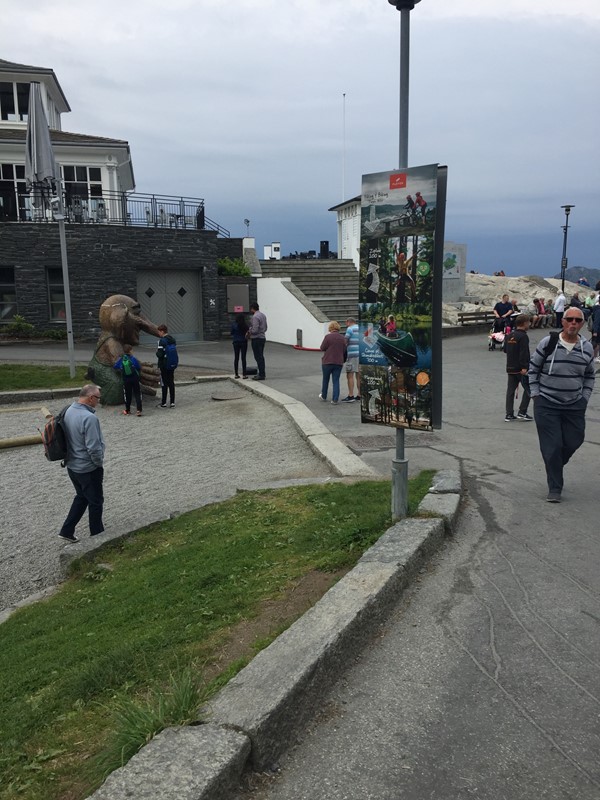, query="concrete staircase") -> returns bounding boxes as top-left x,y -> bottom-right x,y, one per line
259,259 -> 358,323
